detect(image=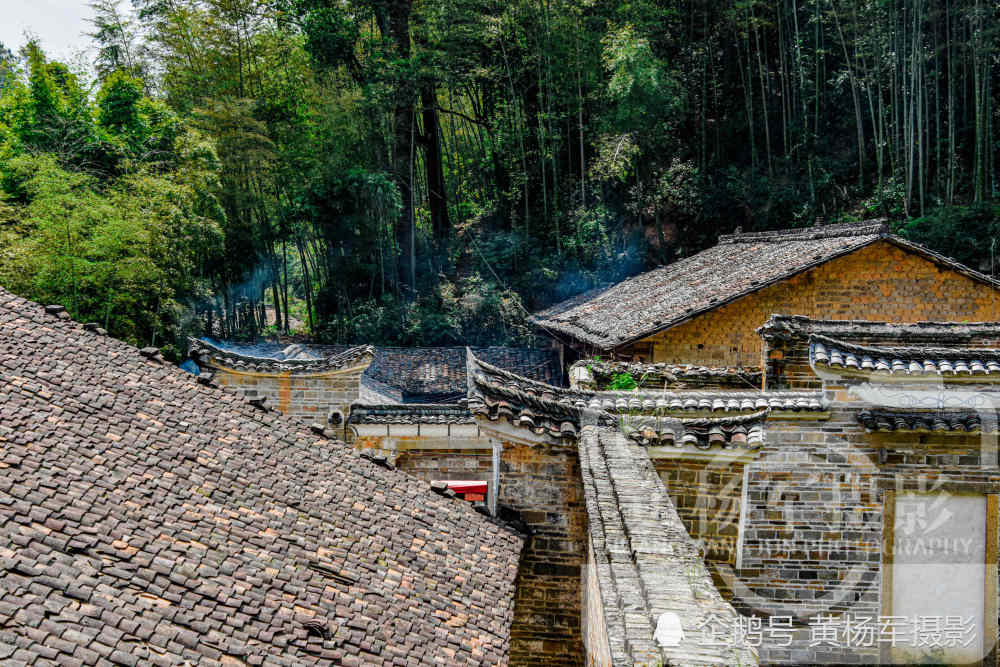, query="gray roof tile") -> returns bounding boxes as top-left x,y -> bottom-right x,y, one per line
532,221 -> 1000,349
192,341 -> 561,403
858,409 -> 984,432
809,334 -> 1000,378
0,287 -> 524,666
466,351 -> 823,442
